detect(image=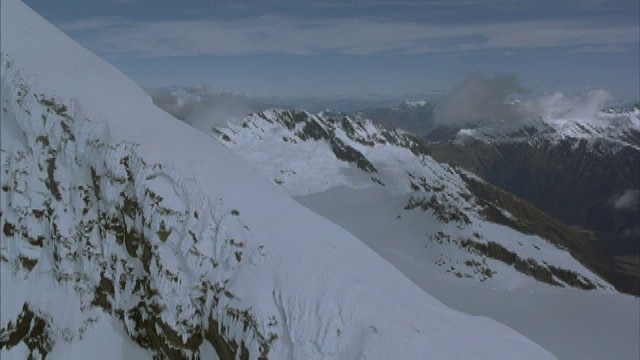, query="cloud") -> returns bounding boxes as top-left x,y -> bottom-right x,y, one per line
432,71 -> 526,126
58,16 -> 639,57
431,71 -> 625,128
147,85 -> 259,132
567,44 -> 636,53
610,189 -> 640,211
523,89 -> 615,126
60,17 -> 126,32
